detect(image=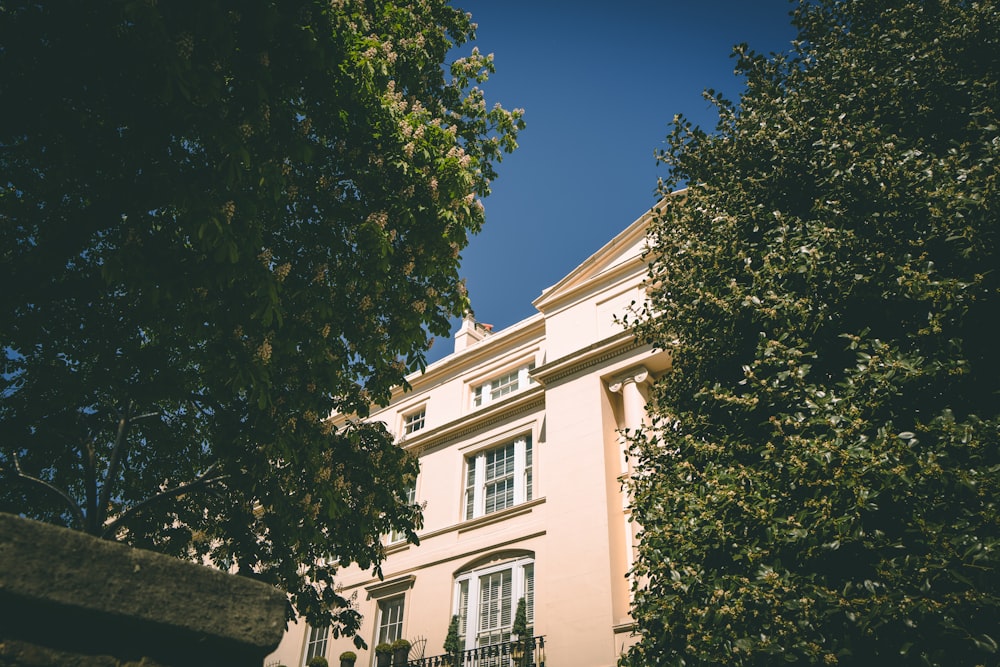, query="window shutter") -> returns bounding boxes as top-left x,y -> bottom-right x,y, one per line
479,575 -> 492,633
524,564 -> 534,625
458,579 -> 469,639
501,570 -> 512,628
464,462 -> 476,520
525,437 -> 533,502
457,559 -> 533,651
